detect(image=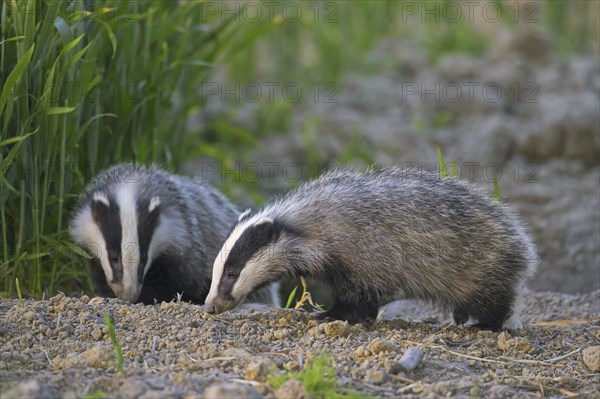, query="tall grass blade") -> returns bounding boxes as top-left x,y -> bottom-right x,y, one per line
103,313 -> 124,375
285,286 -> 298,308
436,147 -> 447,177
